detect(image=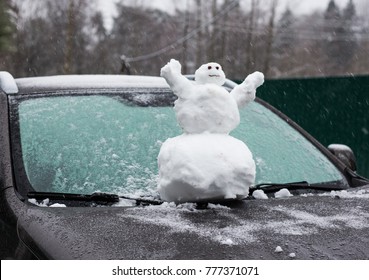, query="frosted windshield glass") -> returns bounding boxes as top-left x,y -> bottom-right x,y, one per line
18,95 -> 344,196
232,102 -> 343,184
19,95 -> 181,195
